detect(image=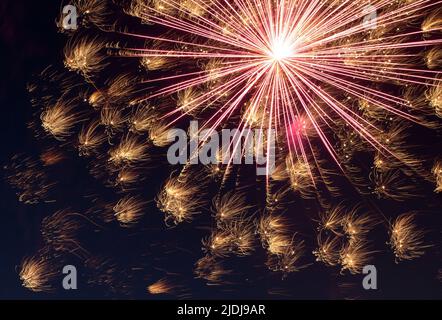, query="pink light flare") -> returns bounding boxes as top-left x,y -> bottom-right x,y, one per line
120,0 -> 442,179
